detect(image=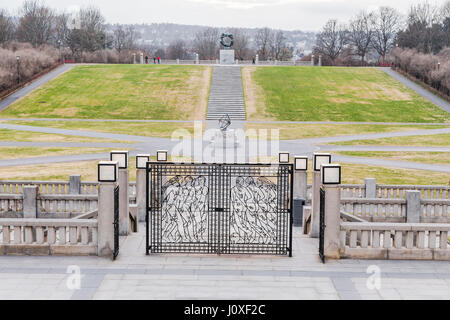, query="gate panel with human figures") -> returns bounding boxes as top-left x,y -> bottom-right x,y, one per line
146,163 -> 293,256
